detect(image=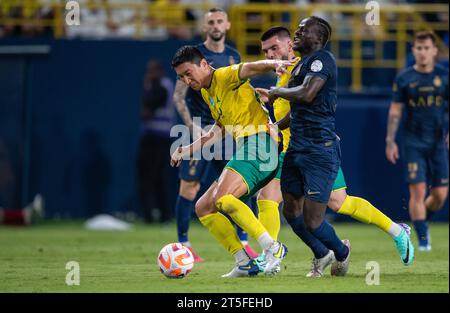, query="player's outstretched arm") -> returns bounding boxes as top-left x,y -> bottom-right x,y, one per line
239,59 -> 295,80
269,75 -> 325,104
385,102 -> 403,164
170,123 -> 224,167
